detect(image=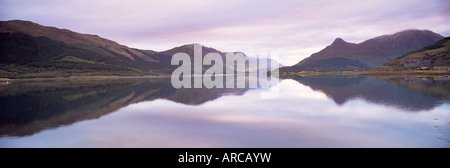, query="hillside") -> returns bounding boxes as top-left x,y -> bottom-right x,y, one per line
285,30 -> 443,71
1,20 -> 269,79
381,36 -> 450,70
0,20 -> 178,78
